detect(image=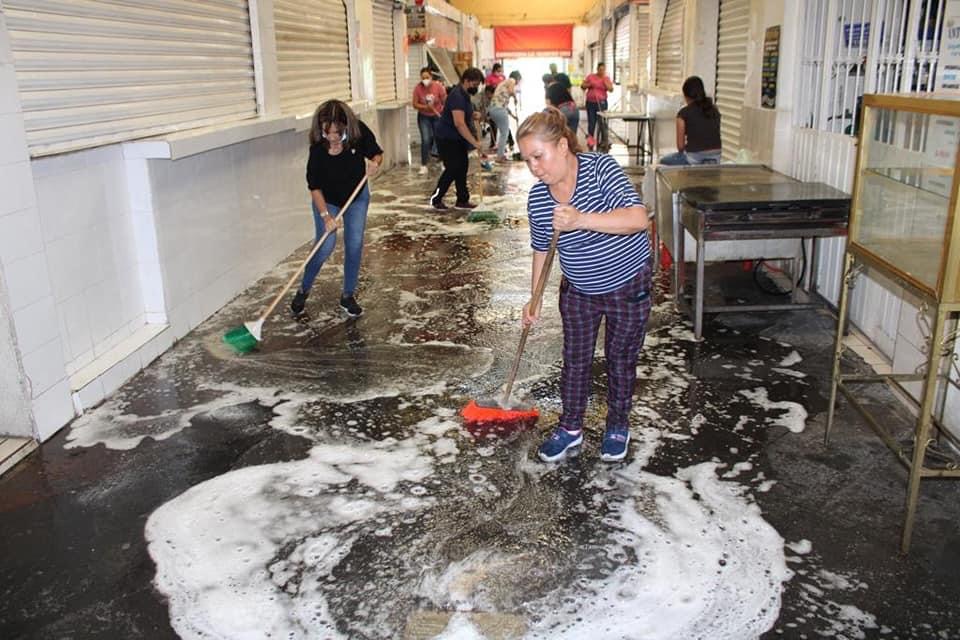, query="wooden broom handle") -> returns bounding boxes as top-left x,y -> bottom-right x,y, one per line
501,228 -> 560,406
258,175 -> 369,322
